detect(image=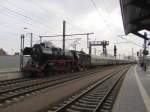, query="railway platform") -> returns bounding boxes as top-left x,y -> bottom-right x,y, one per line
113,65 -> 150,112
0,68 -> 22,81
0,68 -> 20,73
